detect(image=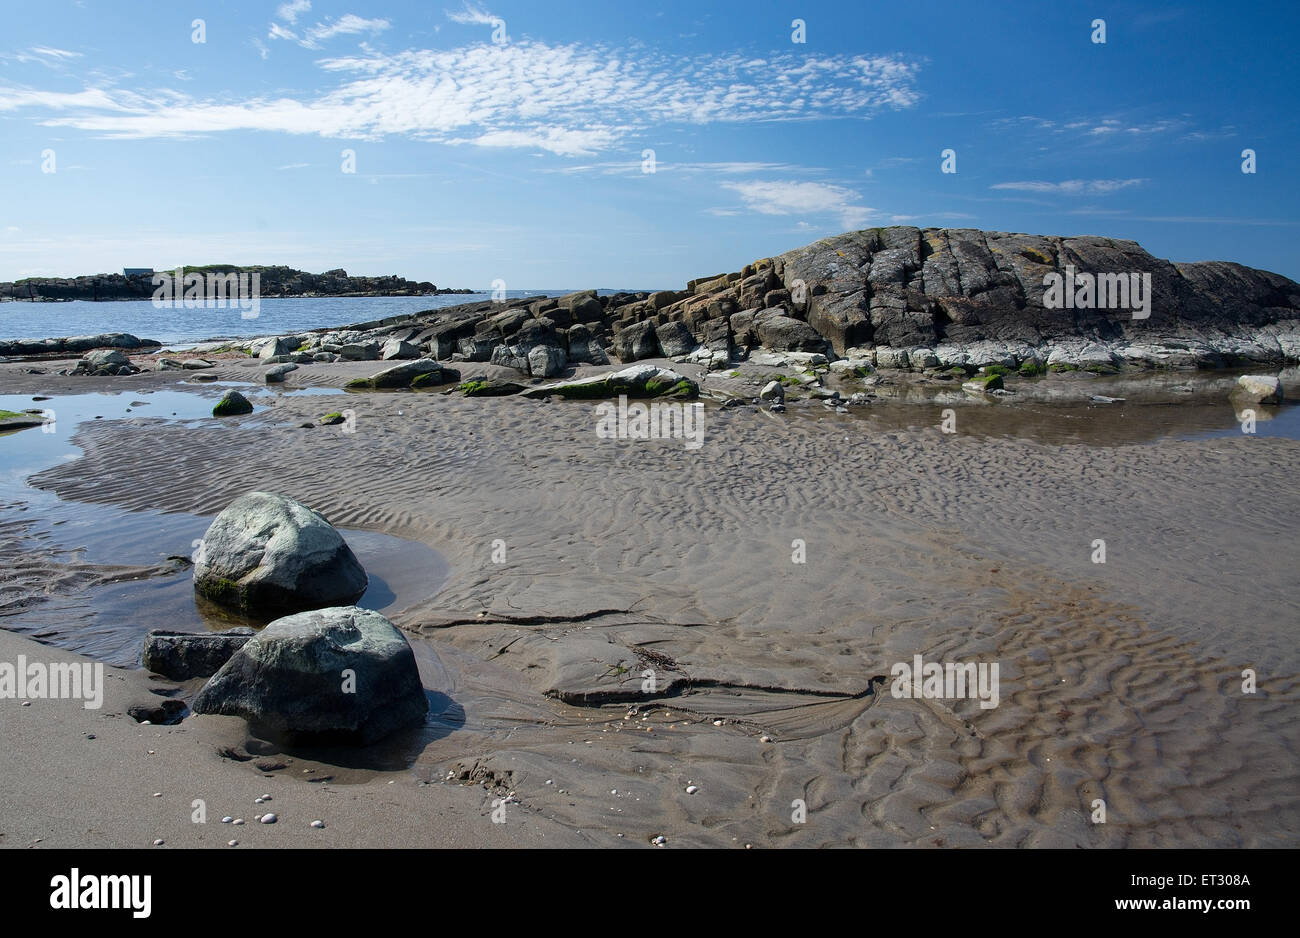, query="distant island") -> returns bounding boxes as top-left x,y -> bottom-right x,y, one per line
0,265 -> 476,302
